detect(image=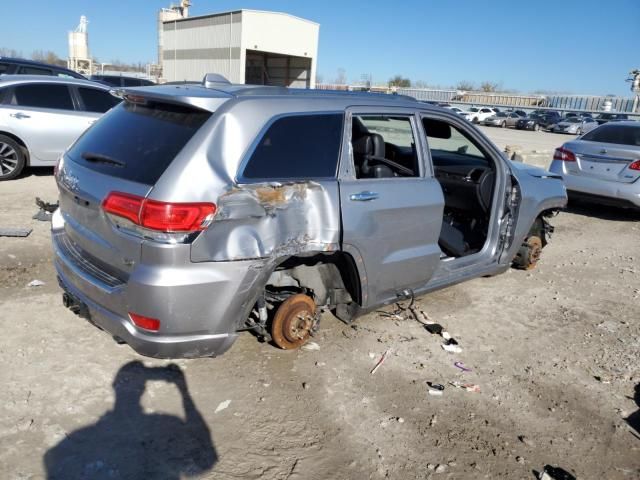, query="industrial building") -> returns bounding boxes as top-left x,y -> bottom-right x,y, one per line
159,9 -> 319,87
